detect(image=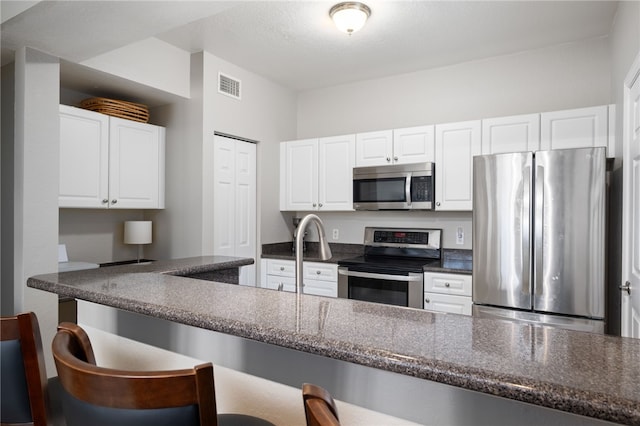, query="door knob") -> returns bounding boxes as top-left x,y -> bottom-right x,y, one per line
620,281 -> 631,295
